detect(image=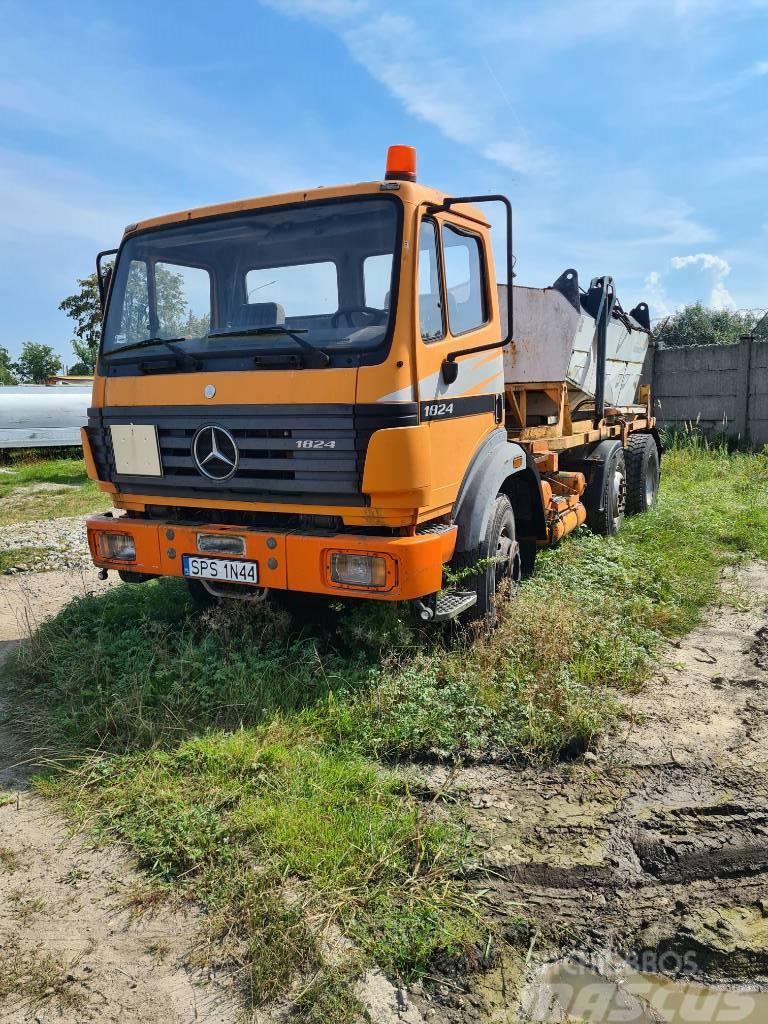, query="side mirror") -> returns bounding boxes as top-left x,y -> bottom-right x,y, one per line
99,266 -> 113,313
441,358 -> 459,385
96,248 -> 118,313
